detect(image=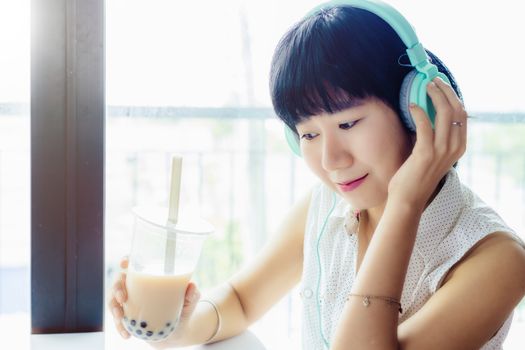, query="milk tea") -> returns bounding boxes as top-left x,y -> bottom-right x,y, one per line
122,270 -> 191,341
